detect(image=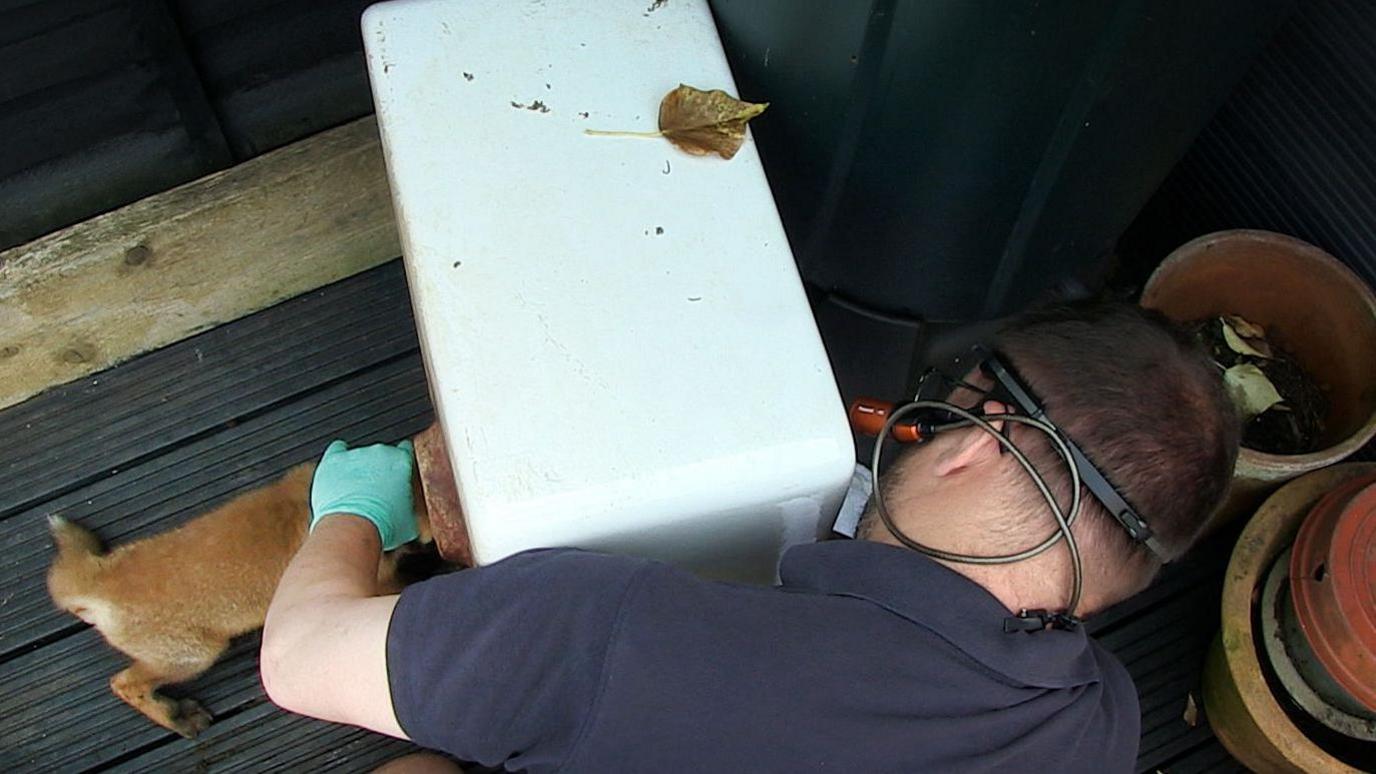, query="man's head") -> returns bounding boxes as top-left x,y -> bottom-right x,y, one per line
859,301 -> 1239,614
